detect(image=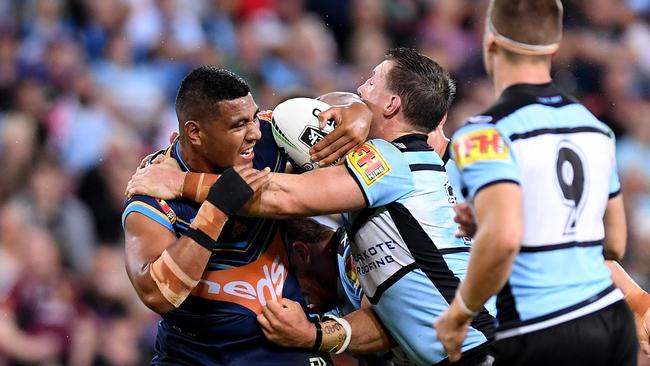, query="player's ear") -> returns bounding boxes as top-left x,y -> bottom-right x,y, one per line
291,241 -> 310,264
384,94 -> 401,118
484,31 -> 498,55
438,113 -> 448,129
184,120 -> 201,146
